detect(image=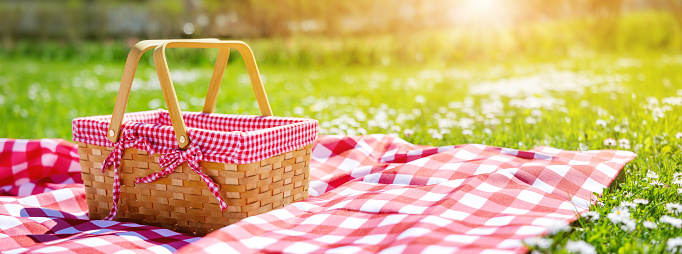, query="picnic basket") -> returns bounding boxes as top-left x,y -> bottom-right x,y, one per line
72,39 -> 318,236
